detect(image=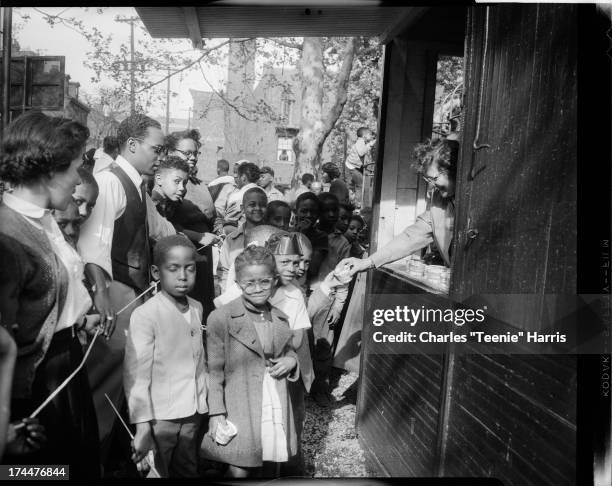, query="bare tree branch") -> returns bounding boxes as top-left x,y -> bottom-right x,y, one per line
30,7 -> 90,38
197,62 -> 259,122
262,37 -> 303,50
135,38 -> 255,94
